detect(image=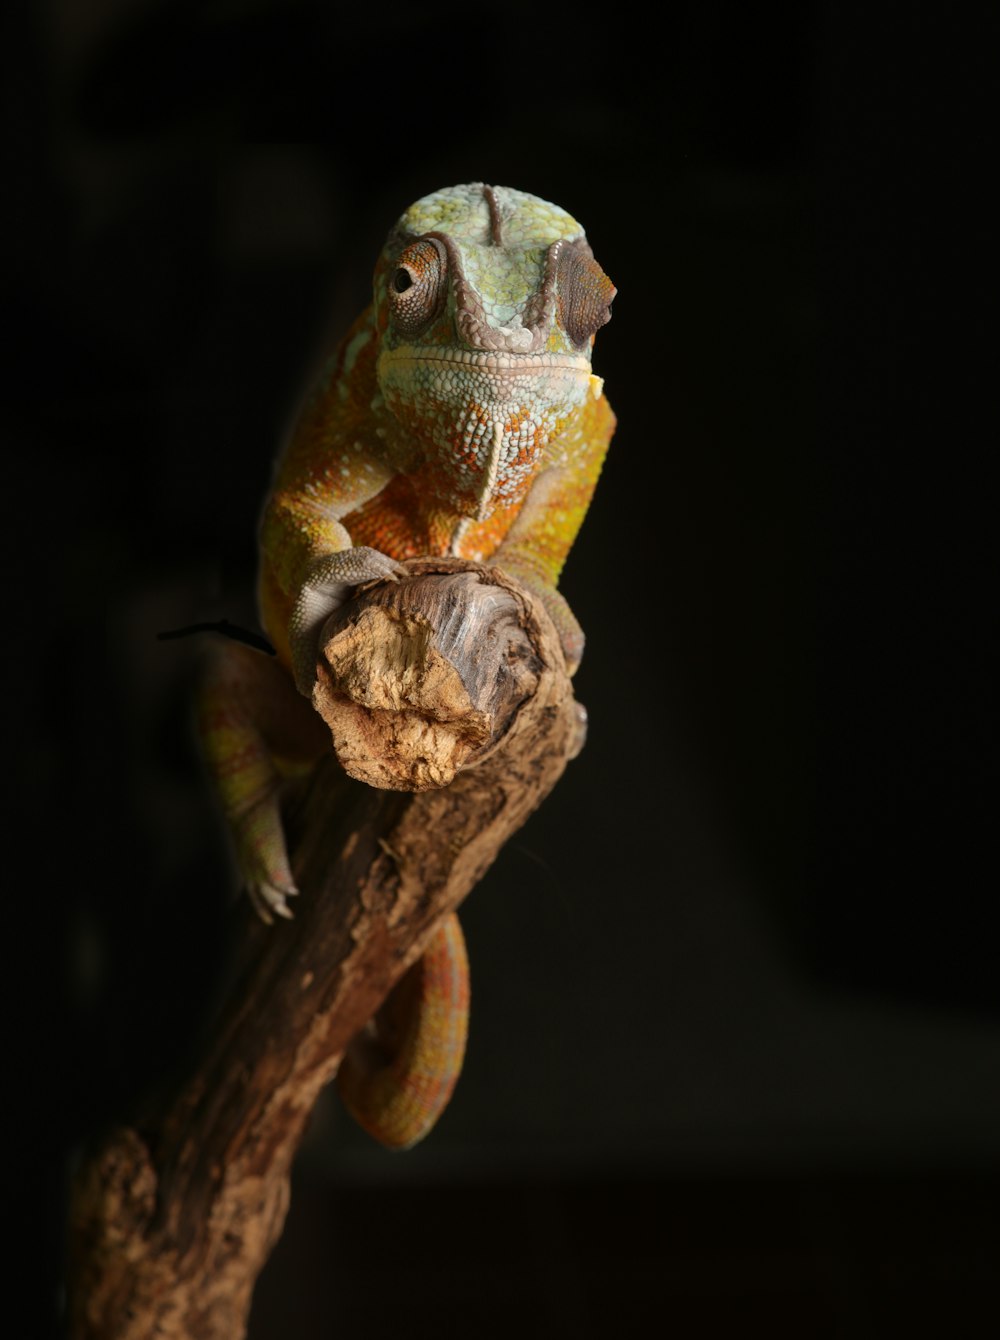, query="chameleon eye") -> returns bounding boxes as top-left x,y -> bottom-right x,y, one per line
556,241 -> 616,348
387,238 -> 447,334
